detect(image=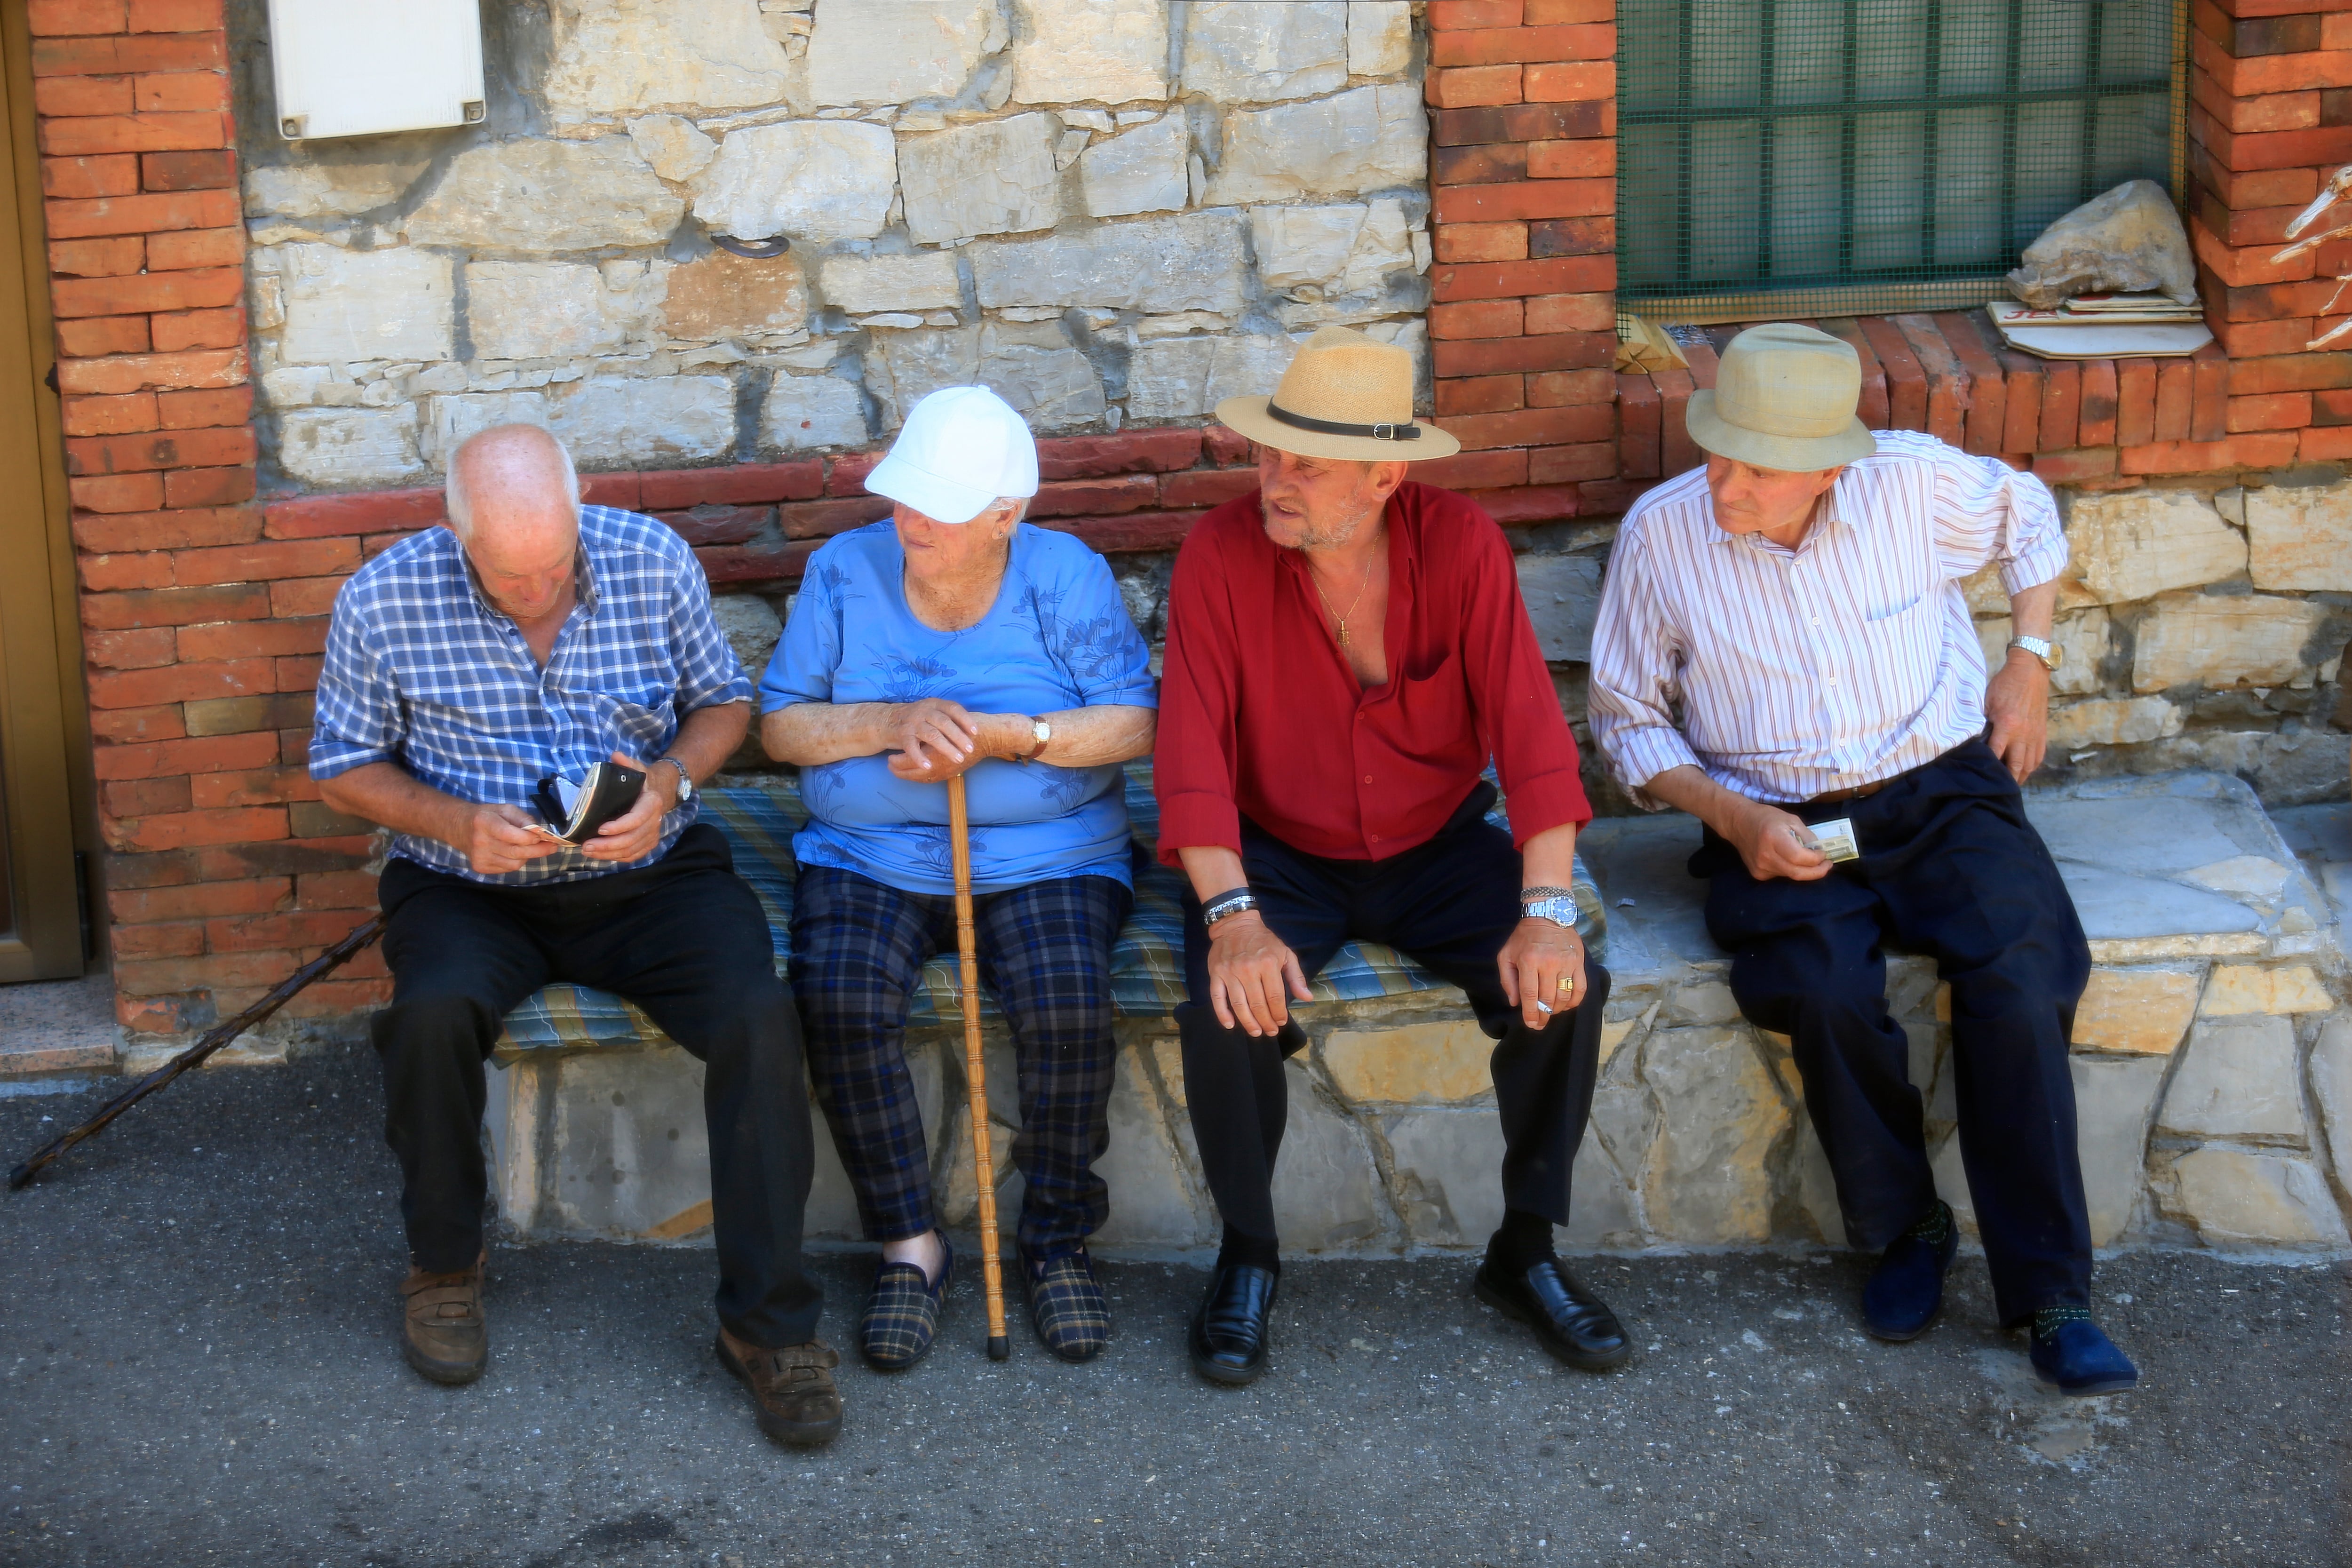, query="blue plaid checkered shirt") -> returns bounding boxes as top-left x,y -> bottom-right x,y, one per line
309,506 -> 754,886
